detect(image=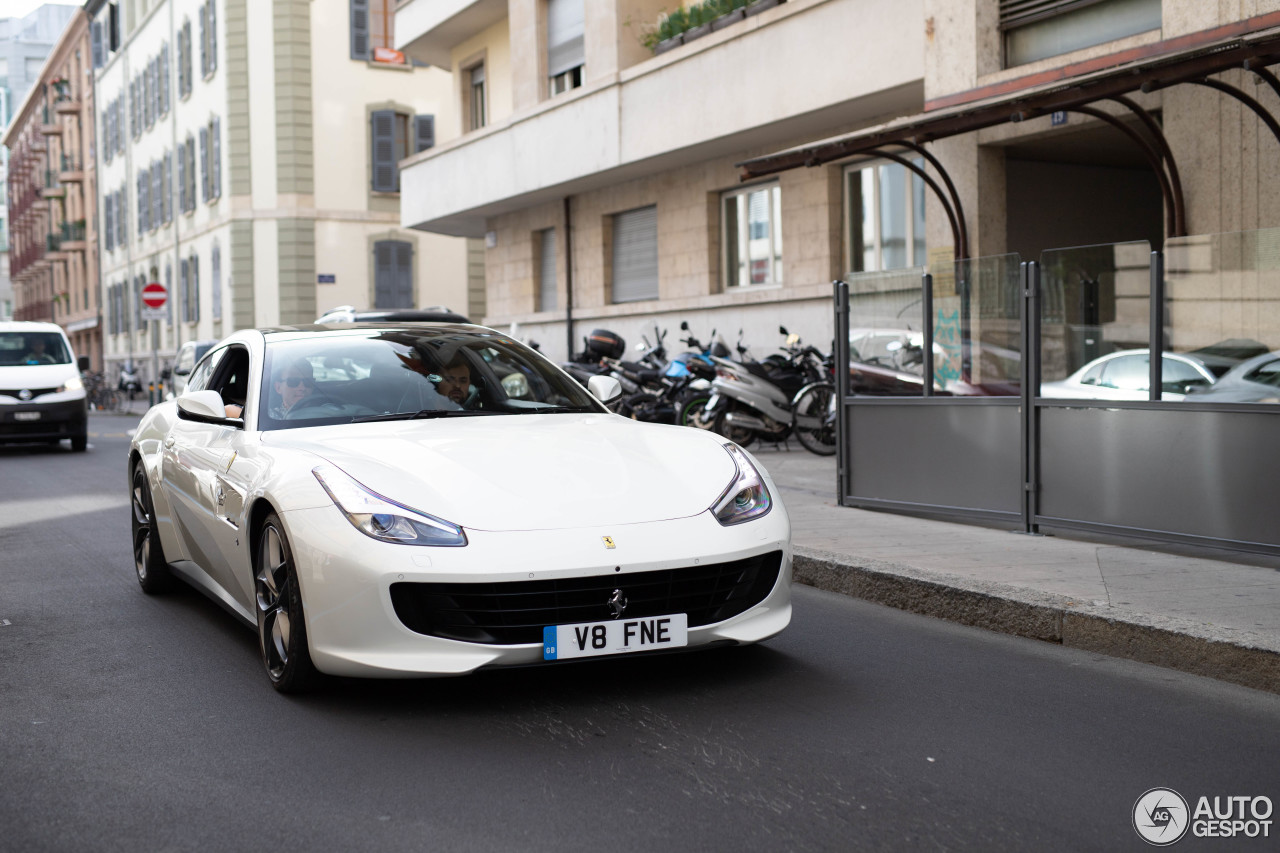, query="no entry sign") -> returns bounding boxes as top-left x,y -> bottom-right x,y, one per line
142,282 -> 167,309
